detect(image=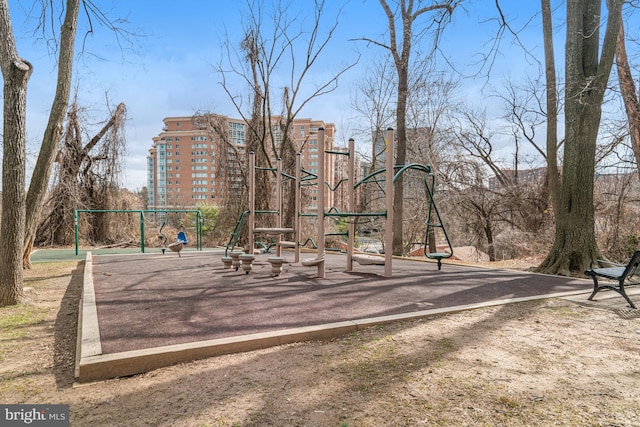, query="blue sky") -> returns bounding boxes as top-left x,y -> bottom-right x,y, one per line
5,0 -> 562,190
